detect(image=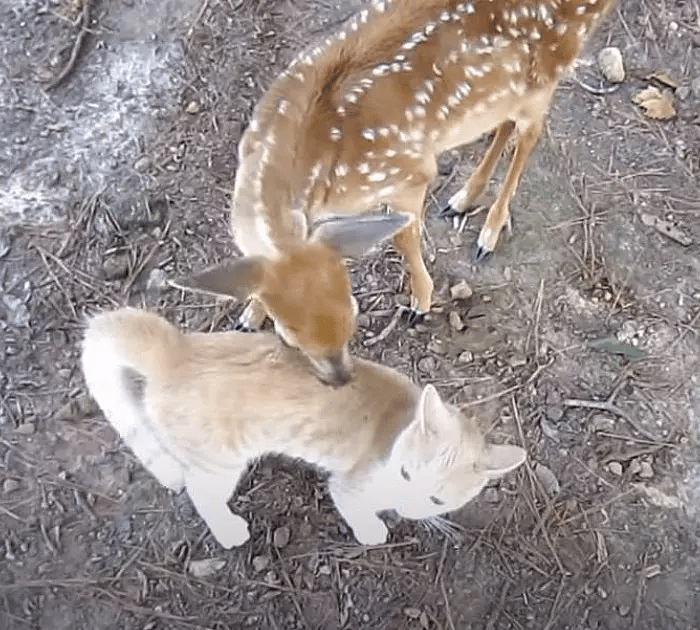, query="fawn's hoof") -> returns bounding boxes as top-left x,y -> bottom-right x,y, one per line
473,243 -> 493,263
438,203 -> 464,219
401,307 -> 426,326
